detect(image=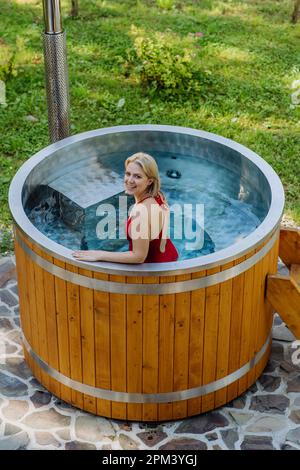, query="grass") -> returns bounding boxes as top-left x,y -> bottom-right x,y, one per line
0,0 -> 299,254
